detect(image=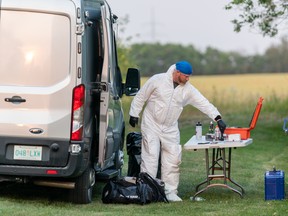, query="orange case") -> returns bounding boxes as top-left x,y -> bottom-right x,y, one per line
224,97 -> 264,140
